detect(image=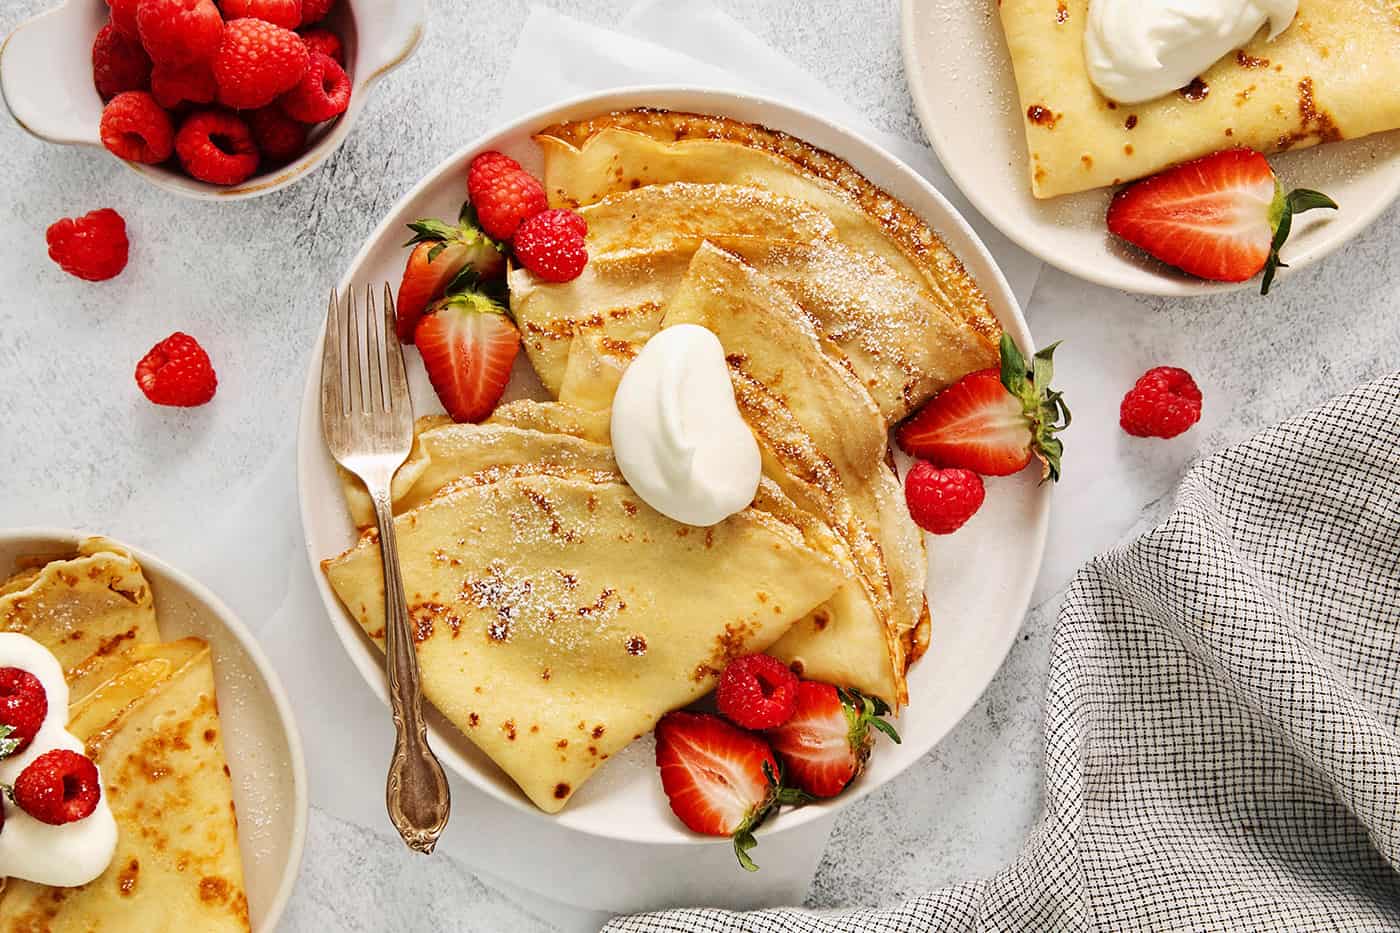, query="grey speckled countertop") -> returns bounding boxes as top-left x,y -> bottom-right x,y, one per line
3,0 -> 1399,930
